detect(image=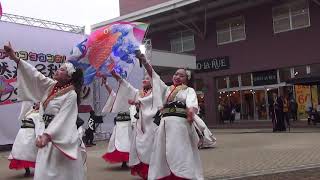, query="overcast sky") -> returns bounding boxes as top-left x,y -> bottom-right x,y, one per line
1,0 -> 120,33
